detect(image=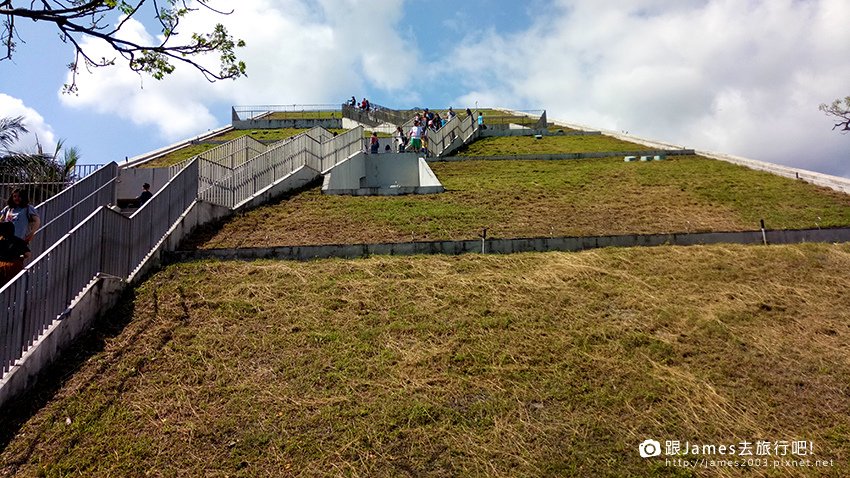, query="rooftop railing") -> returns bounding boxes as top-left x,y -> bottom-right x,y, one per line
232,104 -> 341,121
